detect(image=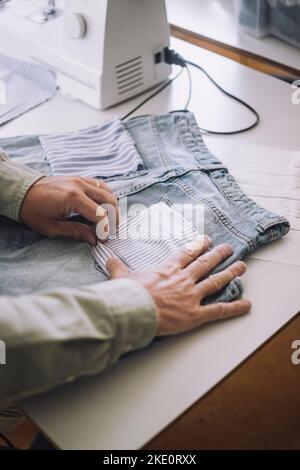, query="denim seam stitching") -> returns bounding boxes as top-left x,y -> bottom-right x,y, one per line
211,172 -> 288,227
174,177 -> 255,248
151,117 -> 172,172
175,117 -> 201,163
208,173 -> 237,208
178,114 -> 287,229
175,116 -> 227,172
116,170 -> 178,198
105,168 -> 148,183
